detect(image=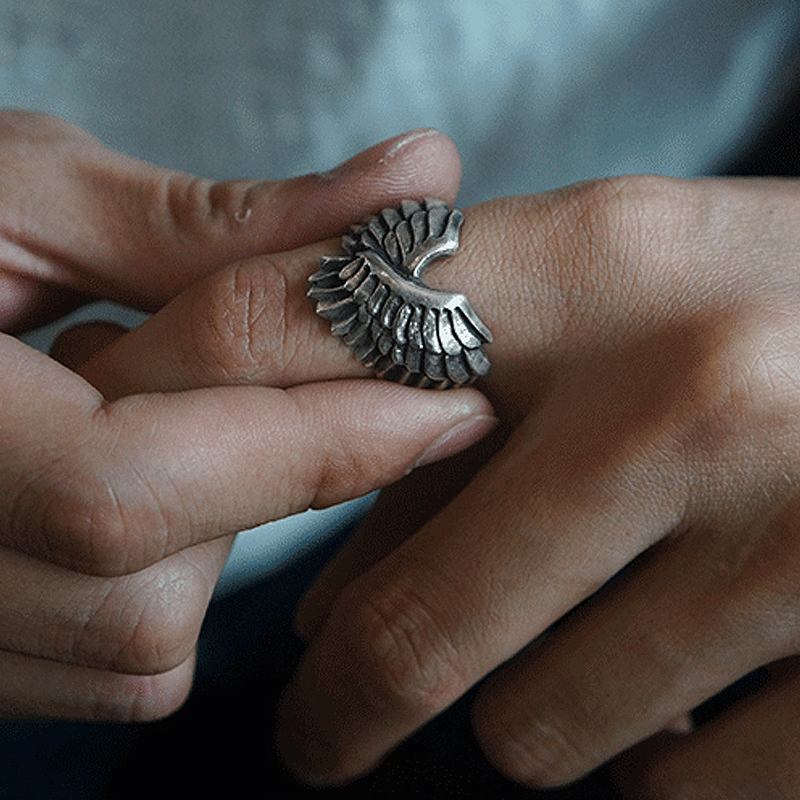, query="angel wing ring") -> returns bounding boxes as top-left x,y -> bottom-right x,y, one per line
308,199 -> 492,389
